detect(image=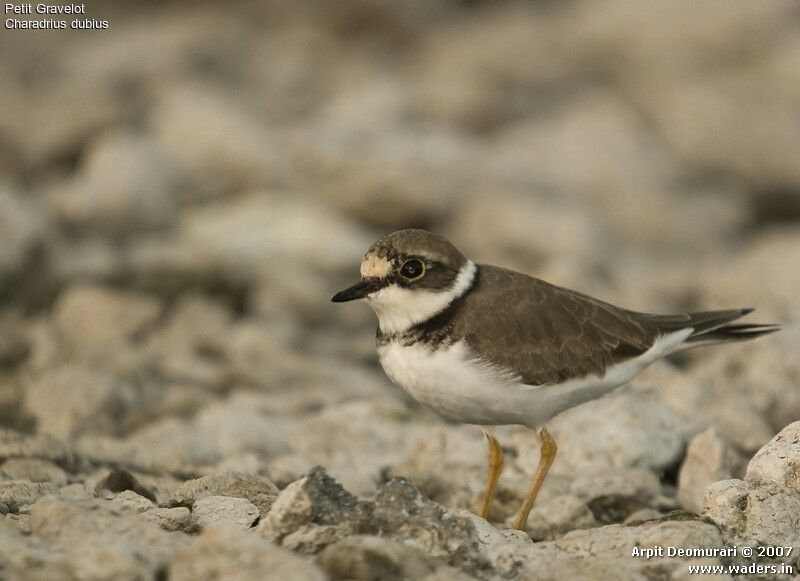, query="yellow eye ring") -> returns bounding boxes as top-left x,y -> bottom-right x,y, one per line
400,259 -> 425,280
